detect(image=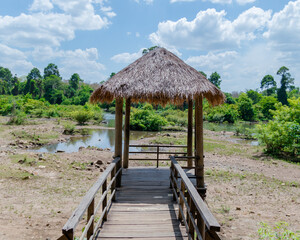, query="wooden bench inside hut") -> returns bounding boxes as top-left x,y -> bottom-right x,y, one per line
59,47 -> 225,240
